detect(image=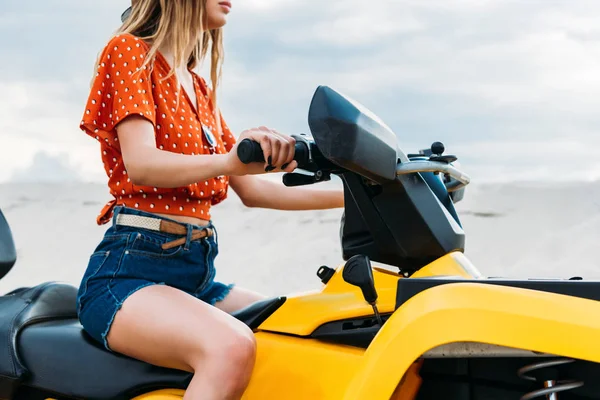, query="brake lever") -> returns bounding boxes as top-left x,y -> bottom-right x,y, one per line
283,171 -> 331,187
